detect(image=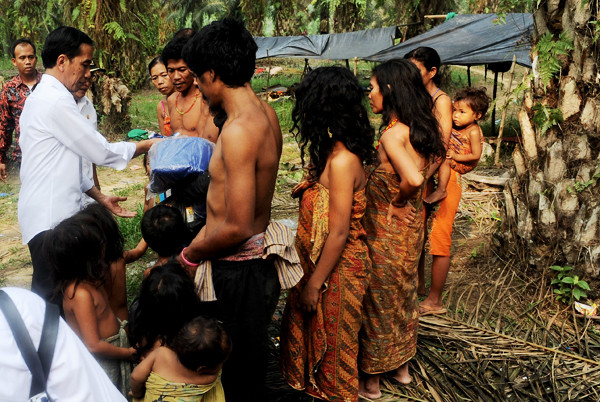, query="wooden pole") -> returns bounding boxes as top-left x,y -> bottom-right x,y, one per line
491,70 -> 498,137
354,57 -> 358,76
265,48 -> 271,101
424,14 -> 448,19
494,55 -> 518,166
467,65 -> 471,86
